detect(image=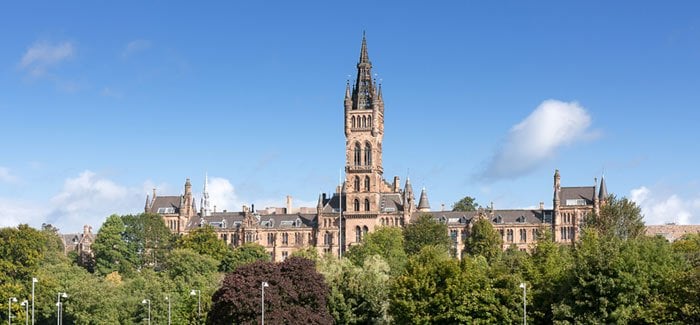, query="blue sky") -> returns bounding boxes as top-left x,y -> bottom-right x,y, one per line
2,1 -> 700,232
